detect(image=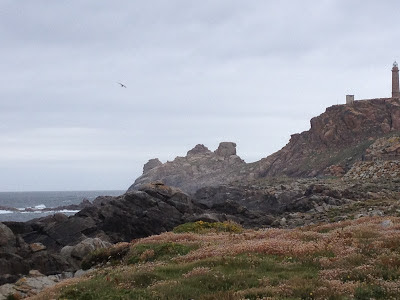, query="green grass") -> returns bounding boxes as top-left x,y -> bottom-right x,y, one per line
173,221 -> 243,234
60,254 -> 320,300
126,242 -> 197,265
43,217 -> 400,300
81,243 -> 130,270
